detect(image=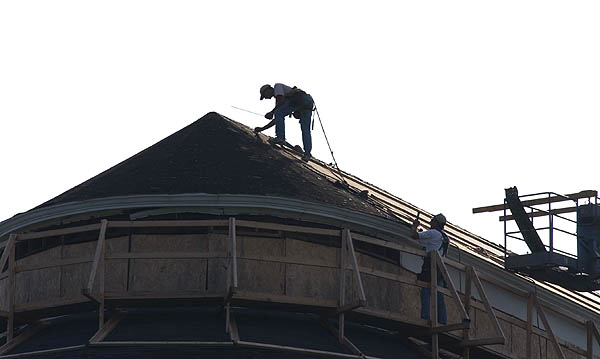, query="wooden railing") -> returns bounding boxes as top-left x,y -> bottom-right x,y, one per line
0,218 -> 595,358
